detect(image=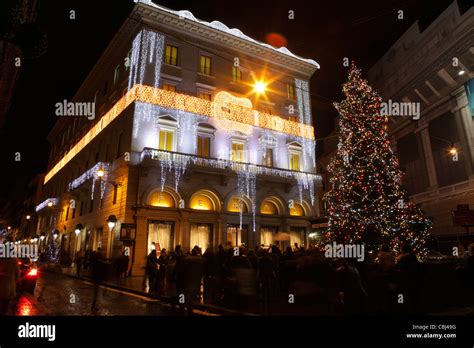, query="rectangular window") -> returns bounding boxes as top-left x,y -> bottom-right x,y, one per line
148,221 -> 174,255
200,55 -> 212,75
232,66 -> 241,82
264,148 -> 274,167
159,130 -> 174,151
197,136 -> 211,158
116,133 -> 123,159
289,115 -> 298,122
65,207 -> 69,221
113,64 -> 120,85
125,49 -> 132,71
104,144 -> 109,162
190,223 -> 213,252
231,142 -> 244,162
198,92 -> 211,101
165,44 -> 178,66
162,83 -> 176,92
289,153 -> 300,171
287,83 -> 295,100
113,185 -> 118,204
